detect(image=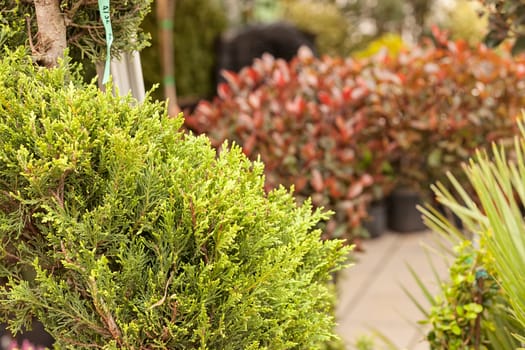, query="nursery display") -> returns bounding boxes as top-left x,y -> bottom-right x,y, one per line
0,48 -> 349,349
387,27 -> 525,196
187,47 -> 395,241
187,28 -> 525,239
